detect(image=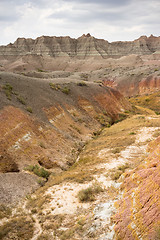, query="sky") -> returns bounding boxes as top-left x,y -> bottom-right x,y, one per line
0,0 -> 160,45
